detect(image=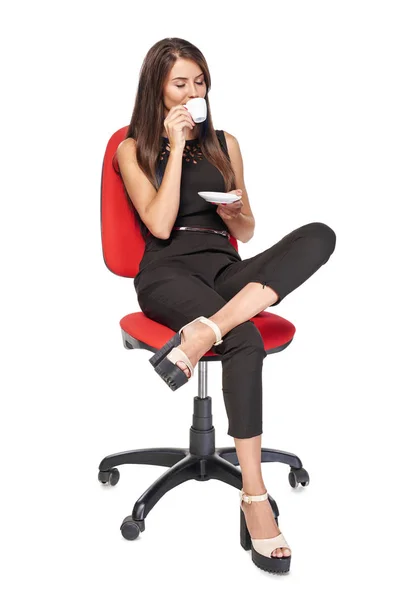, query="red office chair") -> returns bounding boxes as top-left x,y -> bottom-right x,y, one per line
99,126 -> 309,541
